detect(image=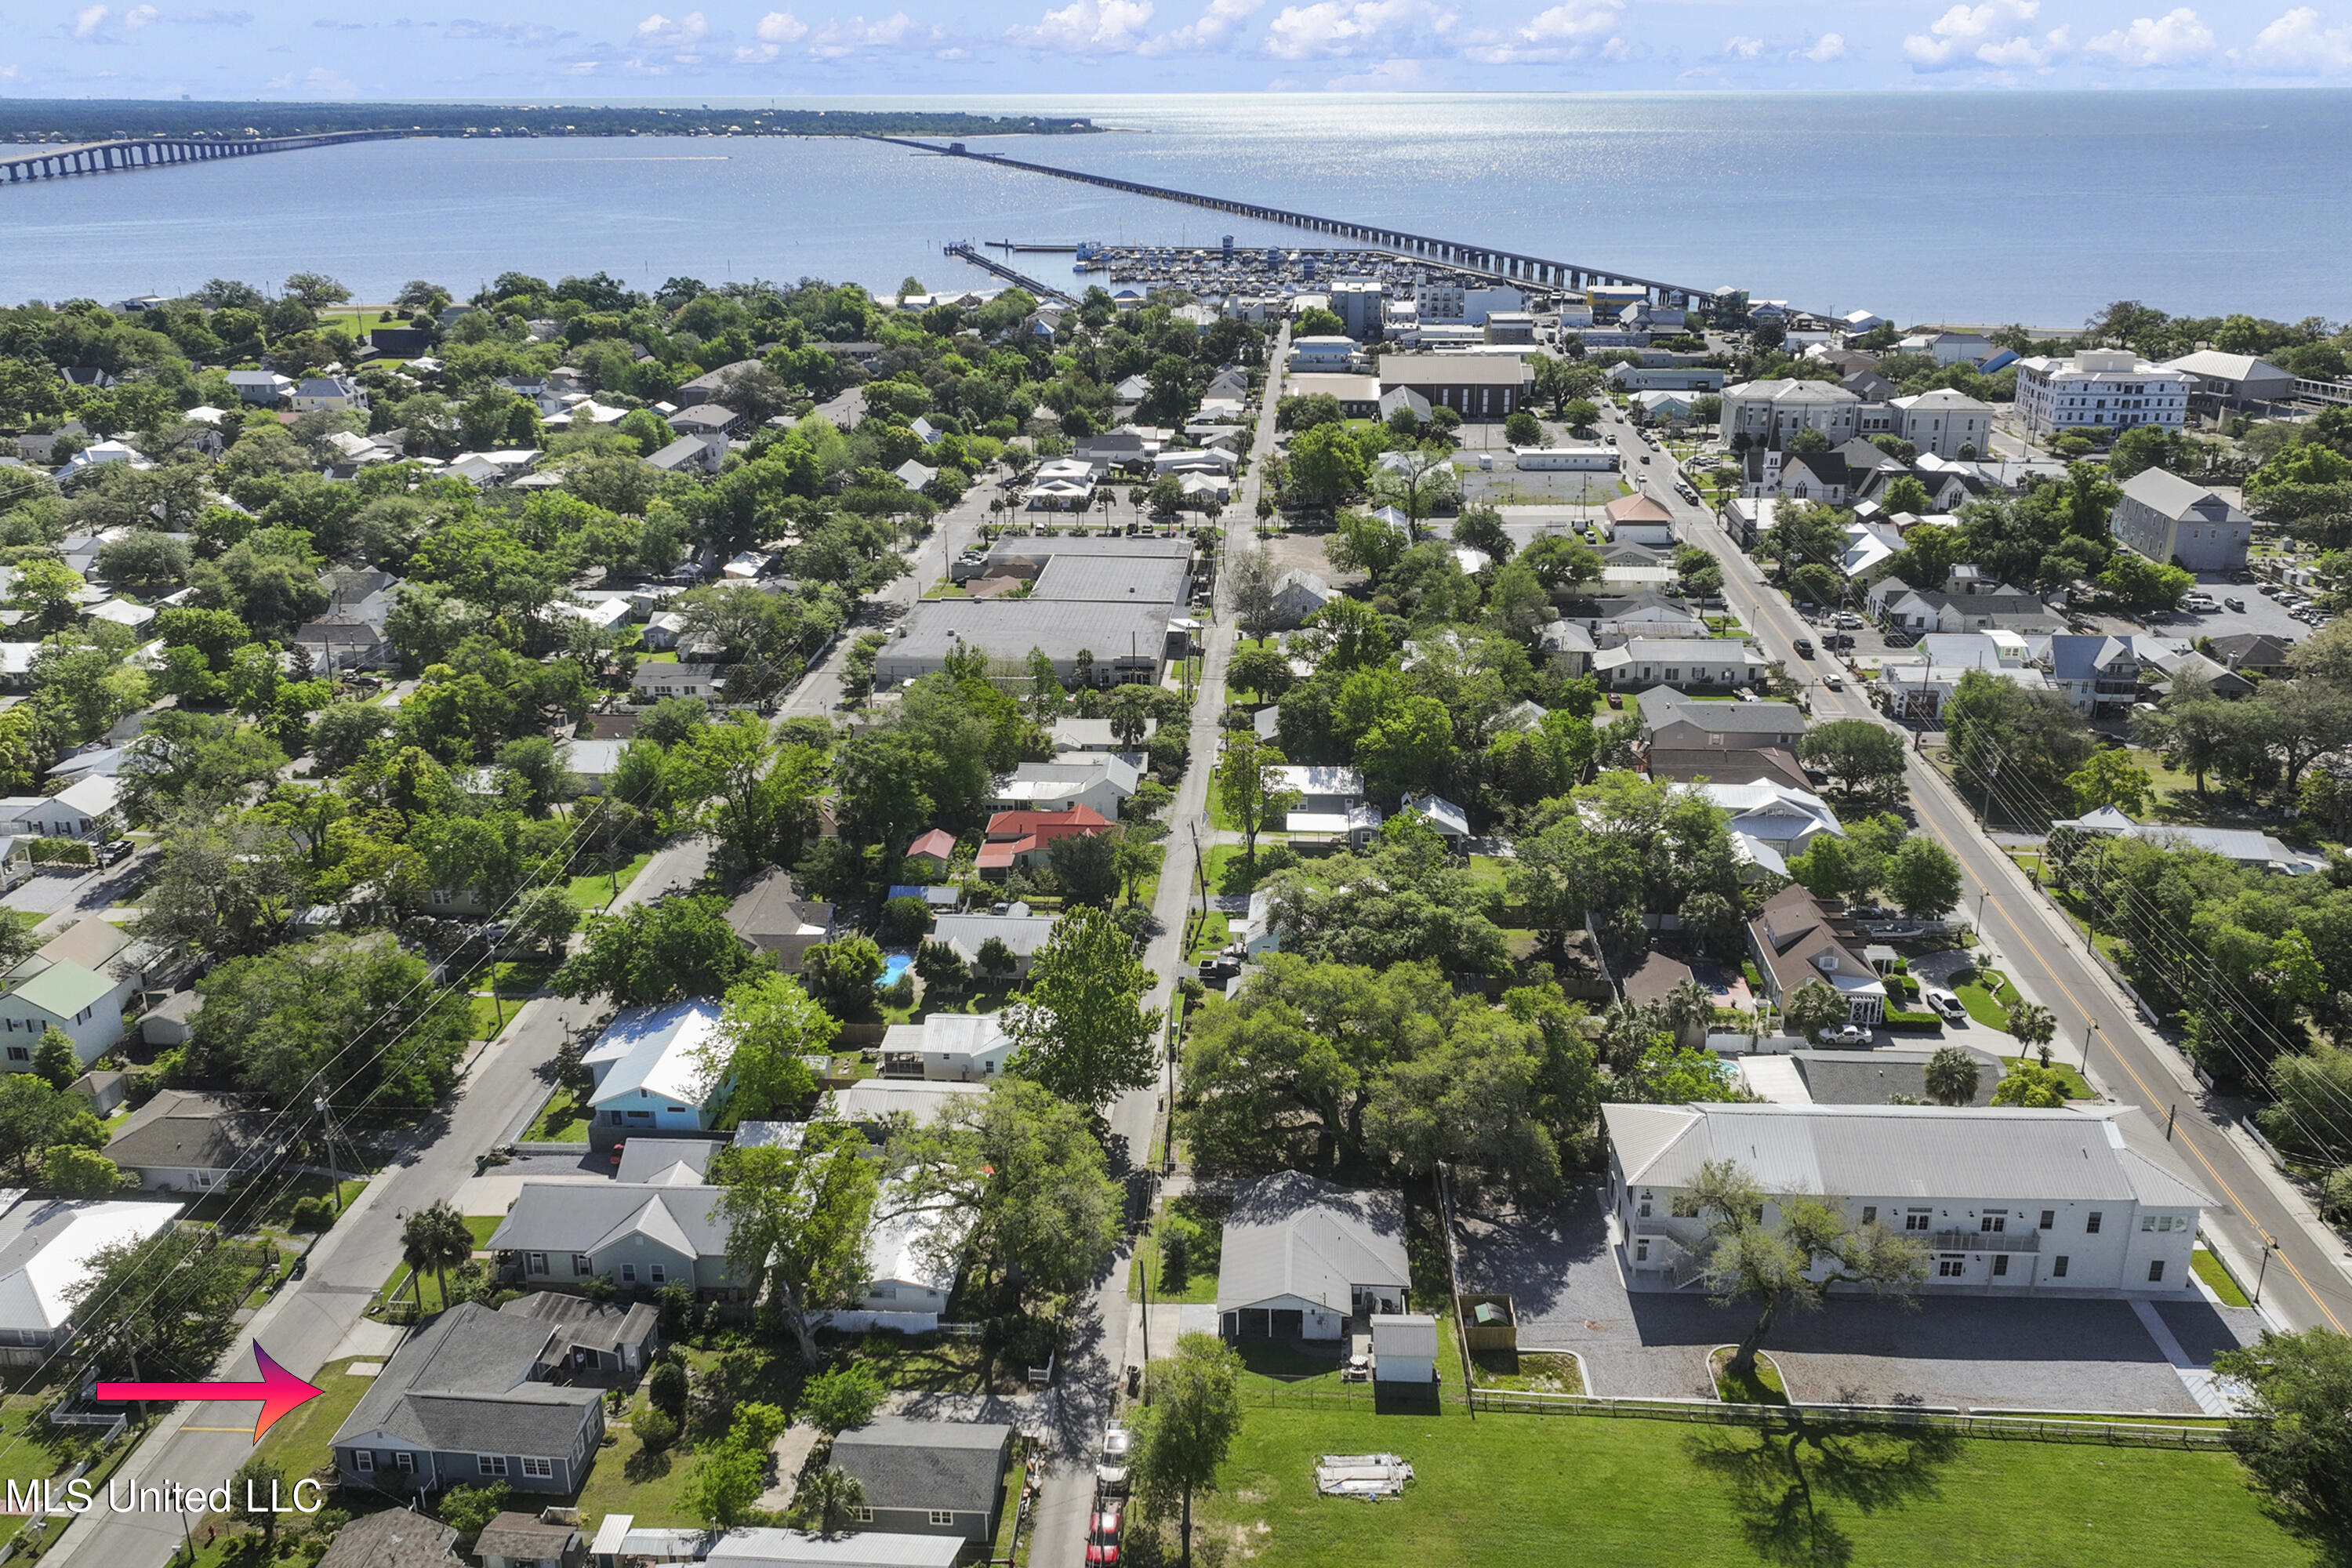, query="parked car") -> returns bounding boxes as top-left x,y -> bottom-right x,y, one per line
1606,691 -> 1624,708
1097,1427 -> 1132,1492
609,1139 -> 626,1167
1792,638 -> 1815,658
1871,924 -> 1928,940
1834,613 -> 1864,629
1817,1023 -> 1871,1048
1925,989 -> 1967,1024
1087,1505 -> 1125,1566
95,839 -> 133,868
2224,597 -> 2245,612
